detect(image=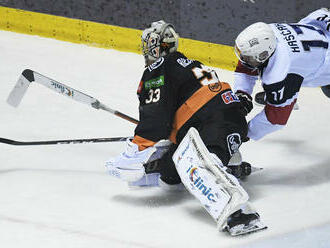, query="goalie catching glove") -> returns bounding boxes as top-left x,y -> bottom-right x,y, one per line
105,138 -> 171,182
